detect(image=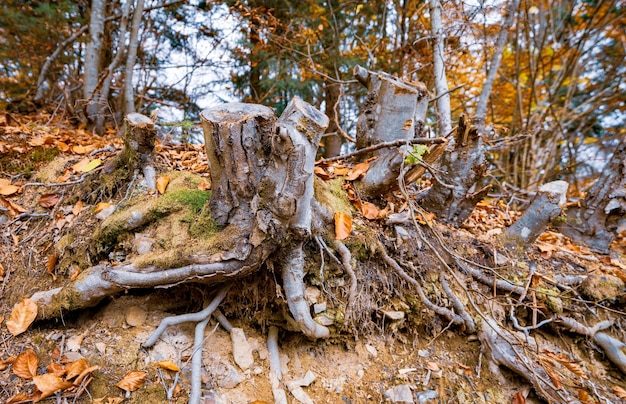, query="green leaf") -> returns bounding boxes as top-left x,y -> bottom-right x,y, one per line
404,145 -> 429,166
